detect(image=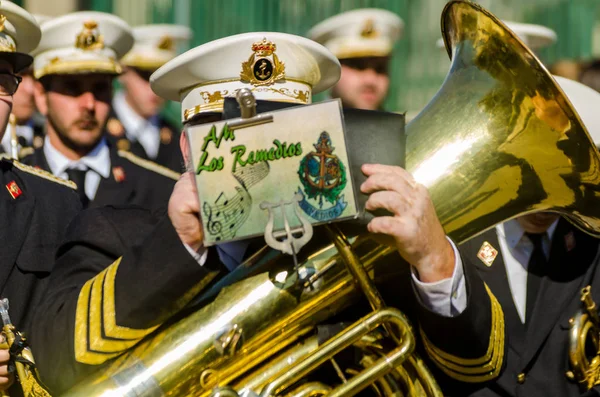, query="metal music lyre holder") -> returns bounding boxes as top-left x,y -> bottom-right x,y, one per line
227,89 -> 274,131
